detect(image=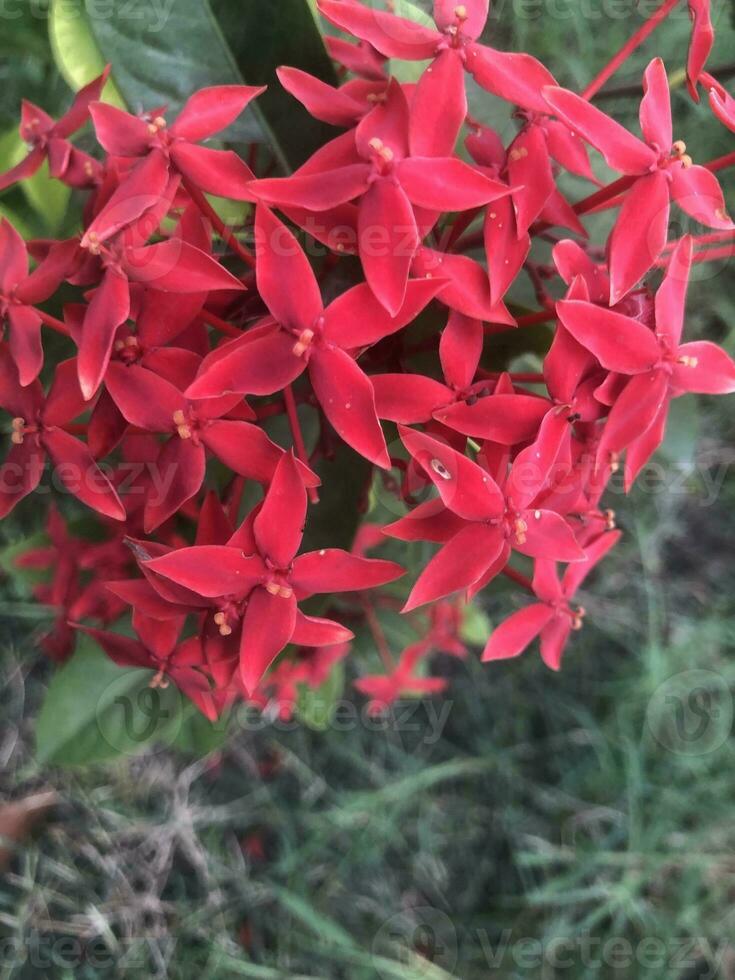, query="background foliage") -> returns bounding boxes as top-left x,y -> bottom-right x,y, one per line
1,0 -> 735,977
